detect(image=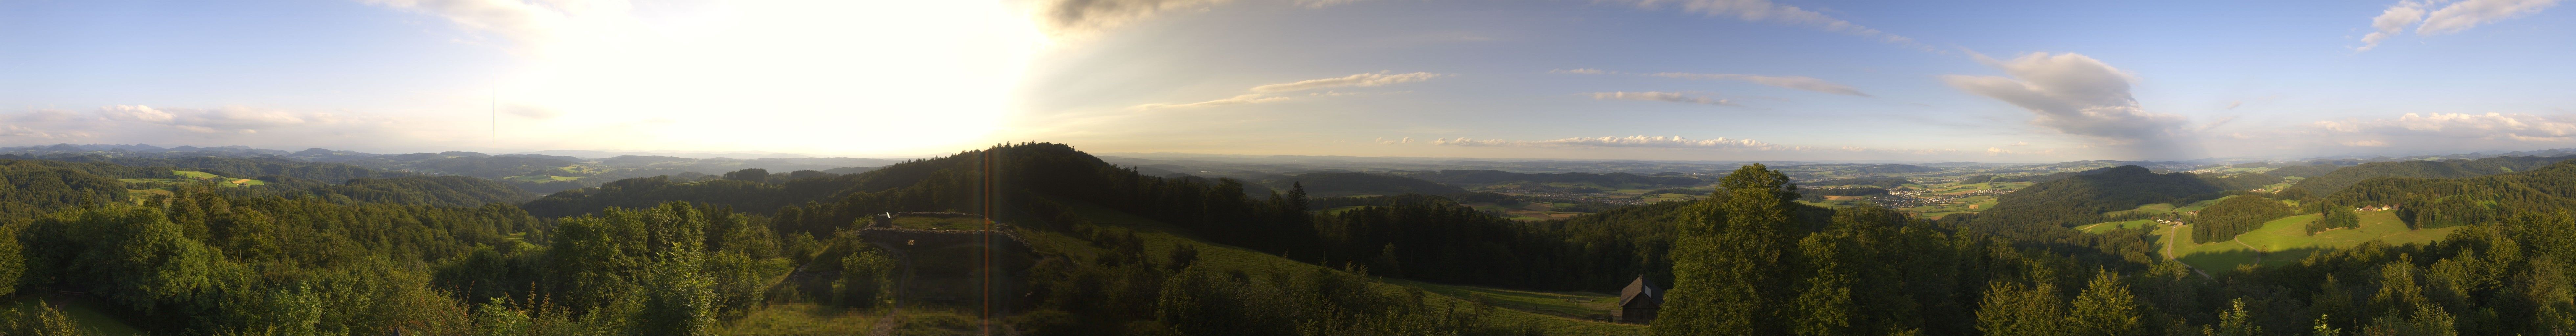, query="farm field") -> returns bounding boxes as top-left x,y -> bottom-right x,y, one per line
2077,219 -> 2160,233
121,170 -> 262,187
2143,210 -> 2458,272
